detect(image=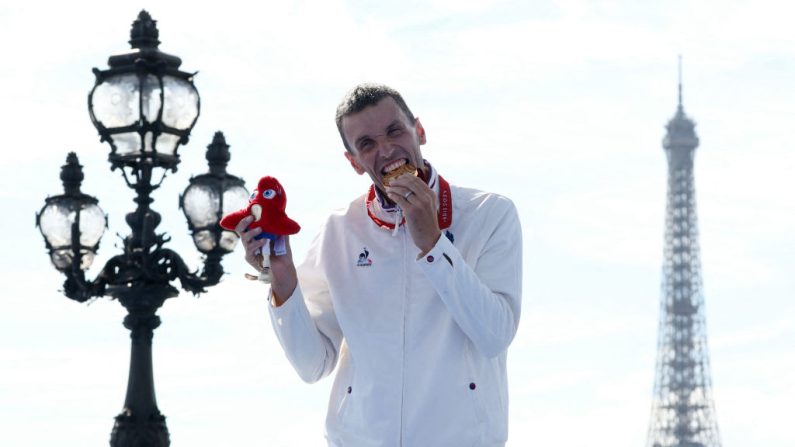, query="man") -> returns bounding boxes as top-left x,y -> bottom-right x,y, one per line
236,83 -> 522,446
